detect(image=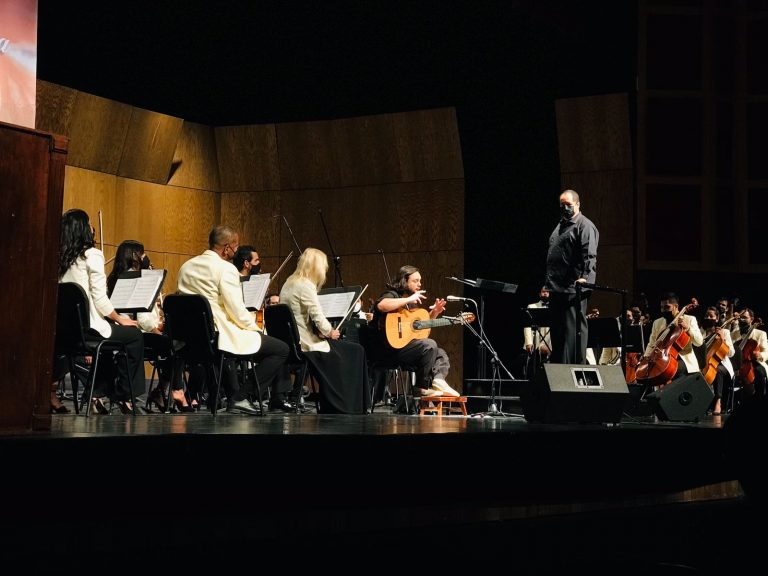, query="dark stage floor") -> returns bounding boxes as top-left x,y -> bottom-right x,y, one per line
2,395 -> 762,573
